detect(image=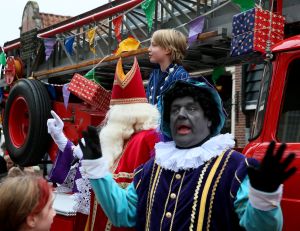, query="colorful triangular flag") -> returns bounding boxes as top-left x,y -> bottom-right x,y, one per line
65,36 -> 75,55
0,52 -> 6,66
232,0 -> 255,11
212,66 -> 225,85
142,0 -> 156,32
84,69 -> 100,84
115,37 -> 140,55
62,83 -> 70,109
113,15 -> 123,42
188,15 -> 205,46
44,38 -> 56,61
87,28 -> 96,54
